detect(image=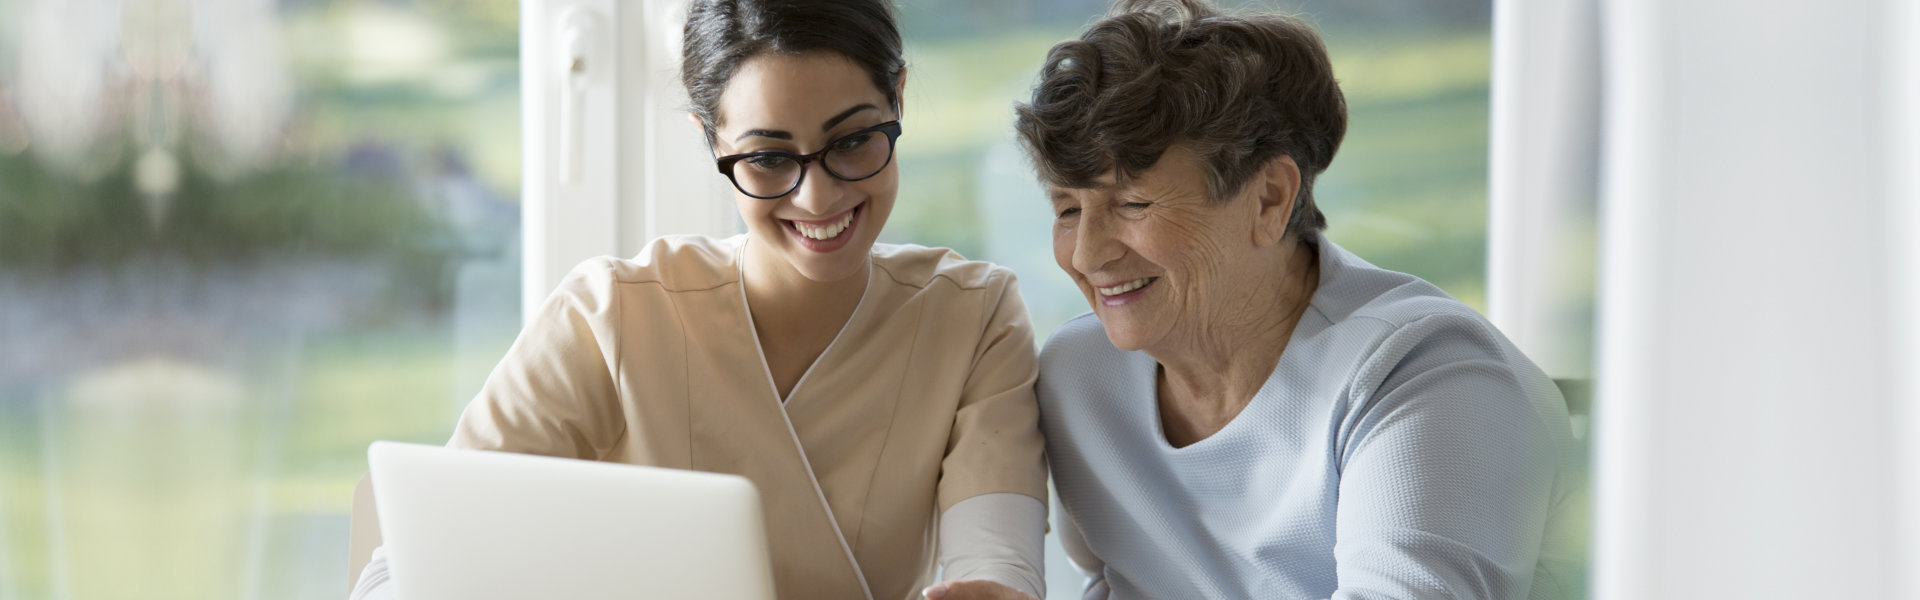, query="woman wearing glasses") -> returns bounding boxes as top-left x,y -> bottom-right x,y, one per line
348,1 -> 1046,599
